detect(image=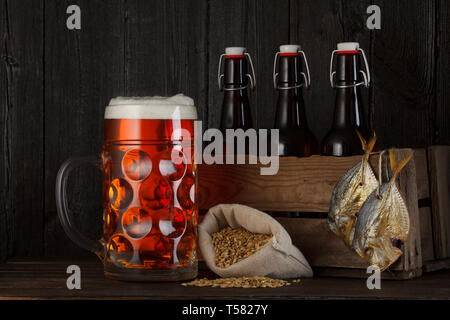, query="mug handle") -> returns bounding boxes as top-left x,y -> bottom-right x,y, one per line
55,156 -> 104,258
